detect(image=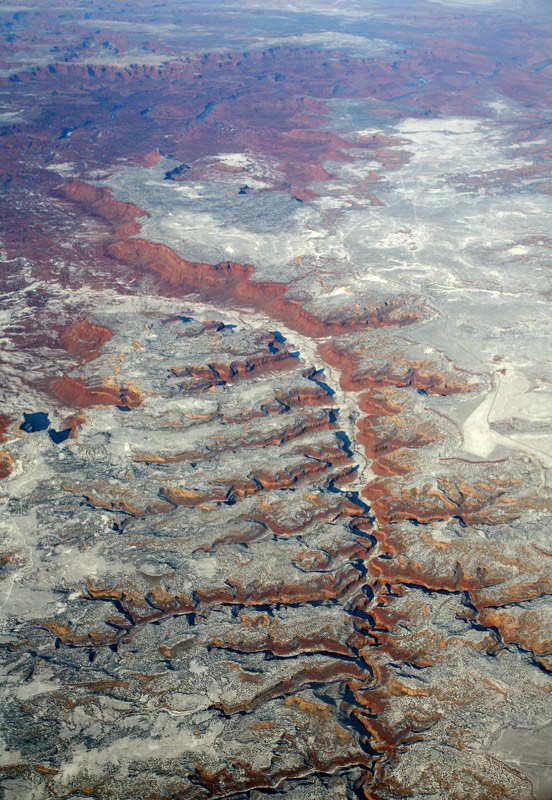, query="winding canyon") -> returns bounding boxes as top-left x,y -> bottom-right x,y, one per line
0,1 -> 551,798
